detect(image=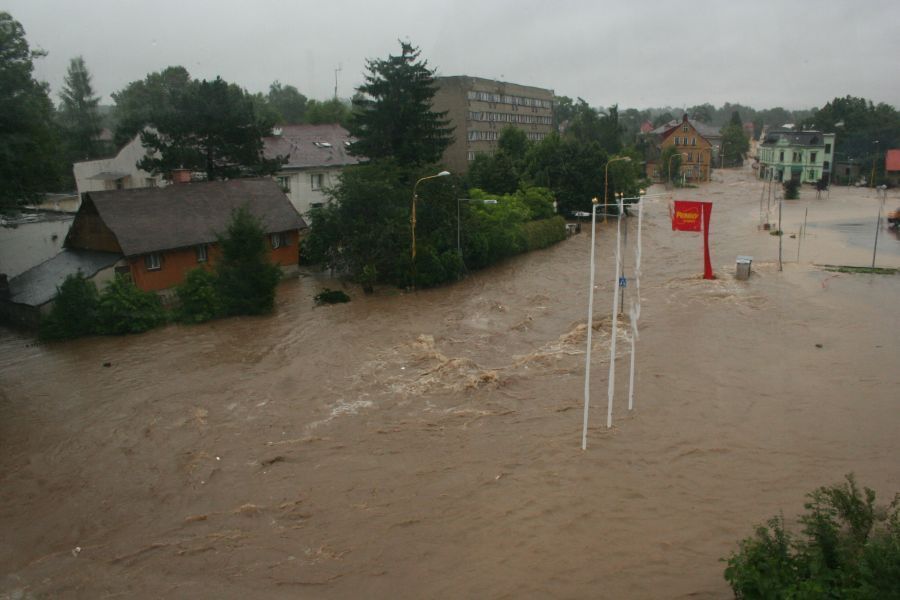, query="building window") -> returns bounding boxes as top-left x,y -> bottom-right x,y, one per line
276,176 -> 291,193
825,143 -> 831,154
688,152 -> 693,162
809,170 -> 815,180
310,173 -> 325,190
196,244 -> 208,263
682,124 -> 689,132
823,160 -> 830,171
793,152 -> 802,162
692,137 -> 696,146
310,202 -> 324,210
674,136 -> 680,145
270,232 -> 290,249
810,152 -> 817,163
779,151 -> 784,162
145,178 -> 158,188
144,252 -> 161,271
